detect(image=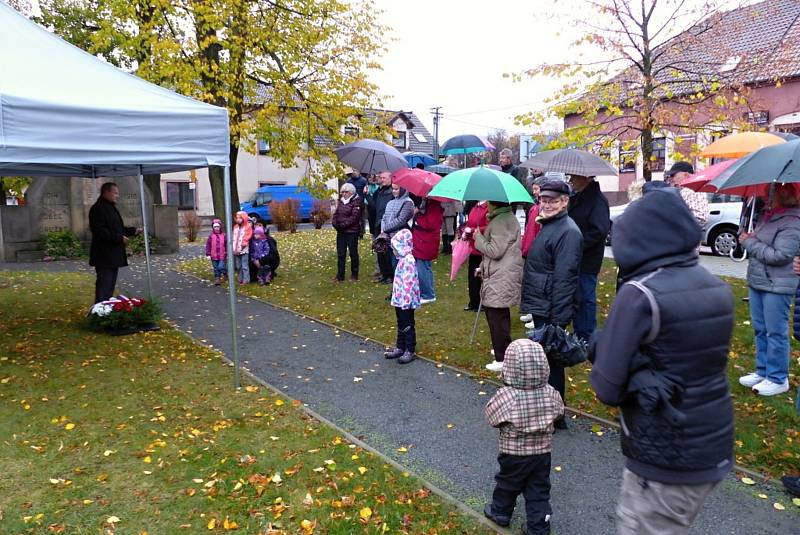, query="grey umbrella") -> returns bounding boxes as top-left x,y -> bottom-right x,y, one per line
334,139 -> 409,173
519,148 -> 617,177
